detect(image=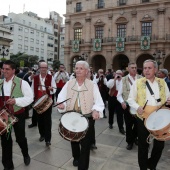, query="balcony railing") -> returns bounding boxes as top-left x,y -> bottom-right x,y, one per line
74,7 -> 82,12
95,3 -> 105,9
69,34 -> 169,46
117,0 -> 127,6
69,39 -> 84,45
